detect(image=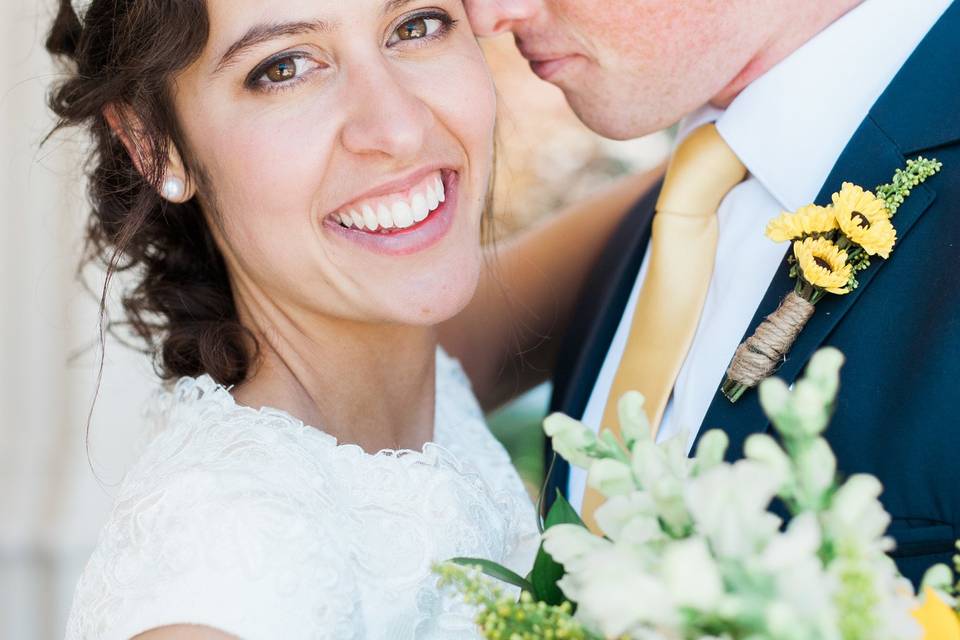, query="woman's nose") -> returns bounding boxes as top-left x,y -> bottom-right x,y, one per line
340,63 -> 435,161
464,0 -> 540,37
